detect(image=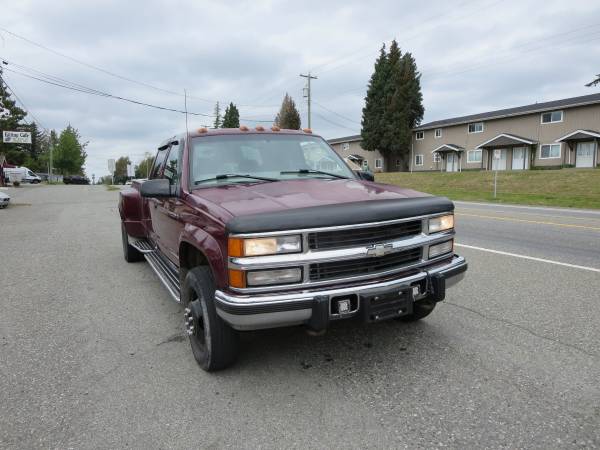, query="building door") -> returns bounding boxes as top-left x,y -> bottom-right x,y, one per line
576,142 -> 594,168
512,147 -> 529,170
446,153 -> 458,172
491,149 -> 507,170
